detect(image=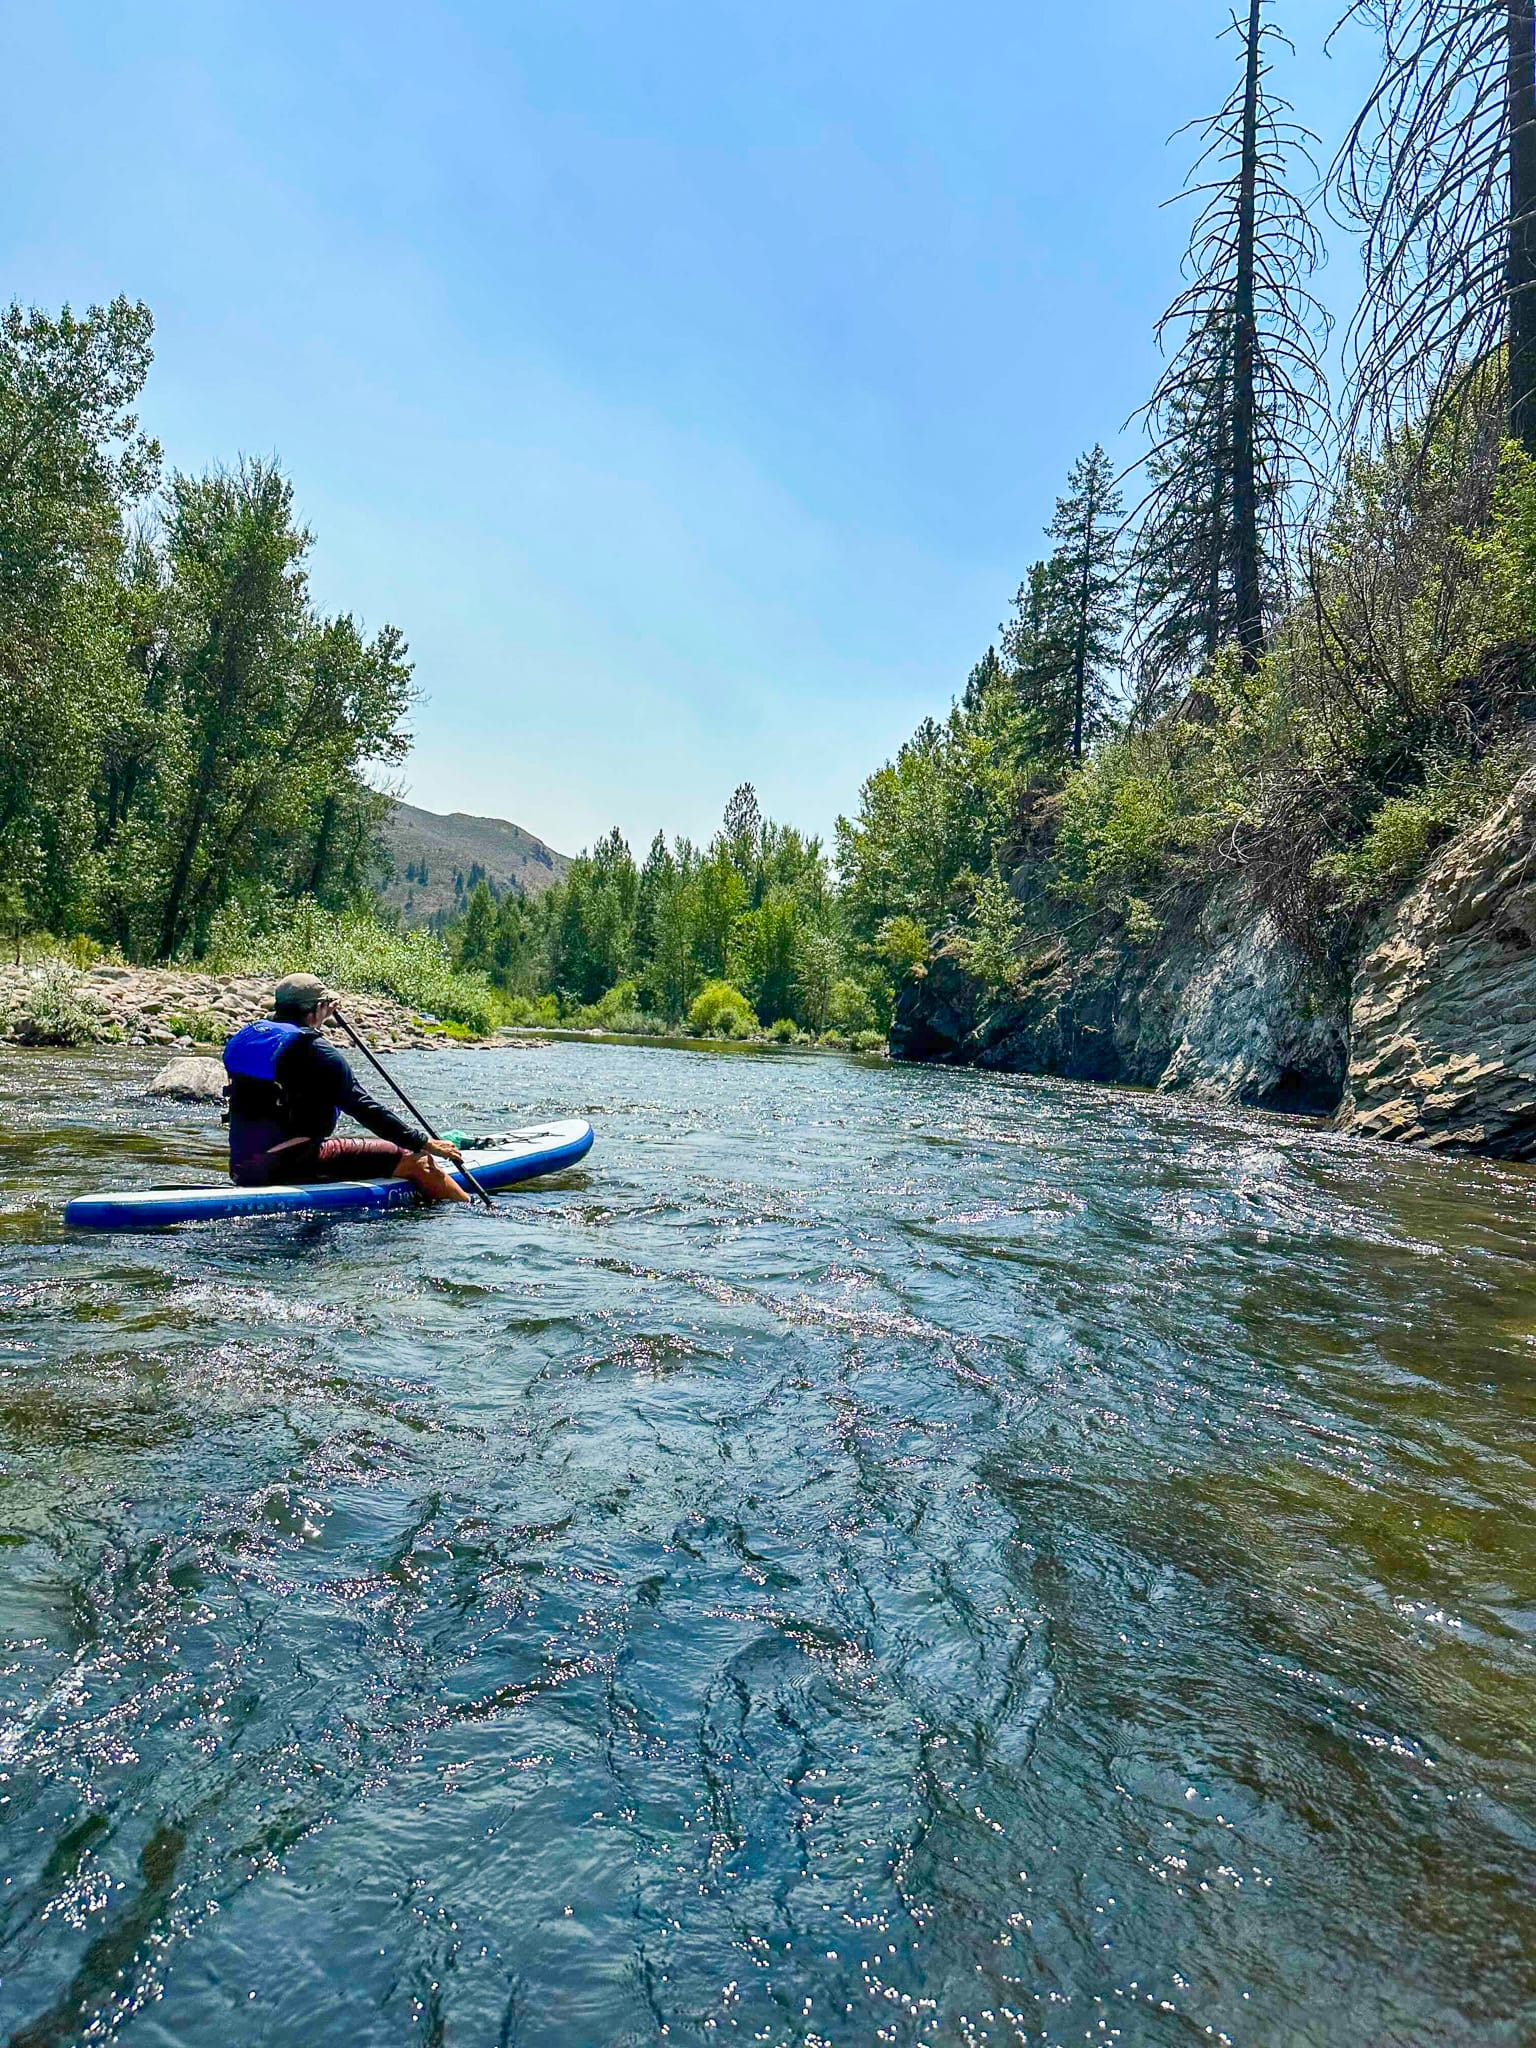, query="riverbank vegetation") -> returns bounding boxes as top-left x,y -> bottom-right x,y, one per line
0,301 -> 412,961
439,783 -> 886,1047
841,0 -> 1536,1006
7,0 -> 1536,1050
